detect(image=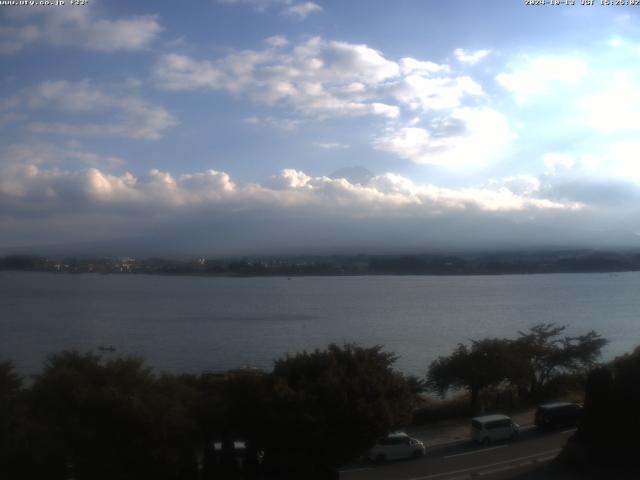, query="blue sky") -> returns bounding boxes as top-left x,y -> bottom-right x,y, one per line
1,0 -> 640,255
